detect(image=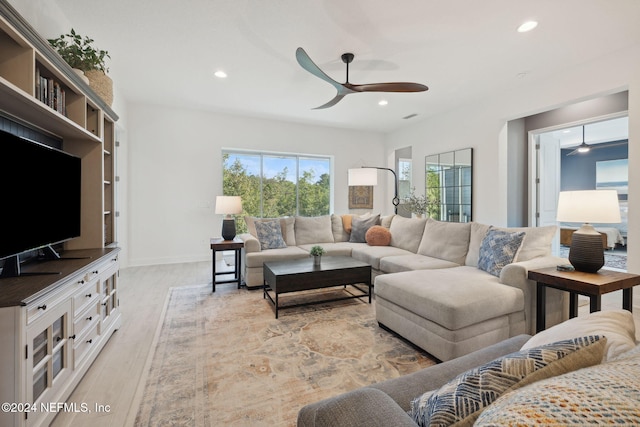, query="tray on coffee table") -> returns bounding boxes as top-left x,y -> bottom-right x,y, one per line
263,256 -> 372,318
